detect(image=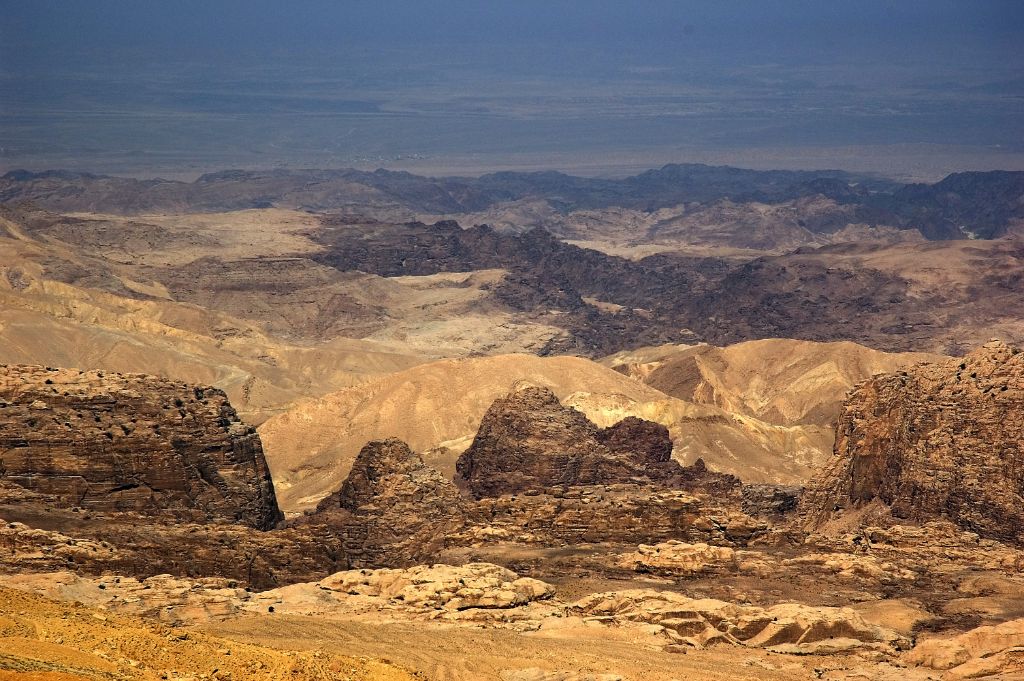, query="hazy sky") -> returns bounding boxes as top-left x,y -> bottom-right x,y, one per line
2,1 -> 1023,177
6,1 -> 1023,66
